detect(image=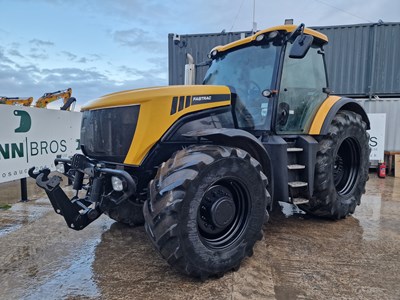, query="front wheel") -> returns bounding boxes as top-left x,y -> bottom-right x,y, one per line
301,110 -> 370,219
143,145 -> 270,278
